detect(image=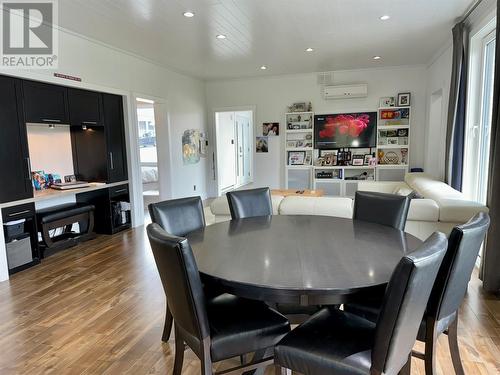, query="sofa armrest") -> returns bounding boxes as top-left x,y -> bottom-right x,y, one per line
407,199 -> 439,222
436,198 -> 489,223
